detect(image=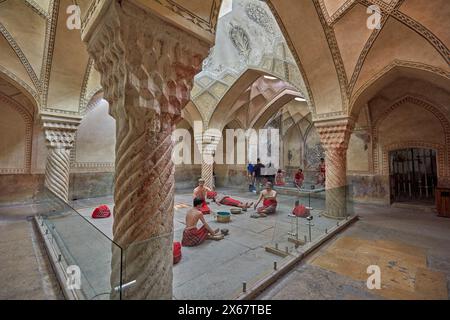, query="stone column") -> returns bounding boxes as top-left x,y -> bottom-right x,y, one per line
42,114 -> 80,202
315,118 -> 354,219
194,126 -> 221,189
196,131 -> 221,189
201,158 -> 215,189
82,1 -> 209,299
